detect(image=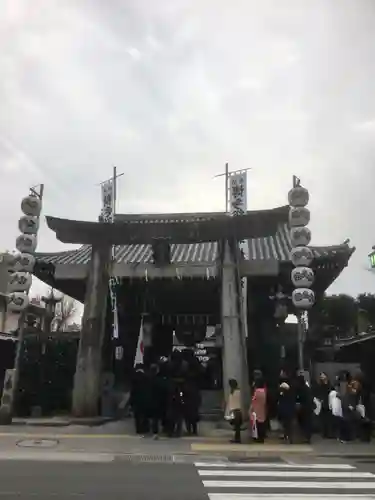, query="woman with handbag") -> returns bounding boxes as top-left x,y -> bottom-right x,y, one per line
225,379 -> 243,443
249,377 -> 267,442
